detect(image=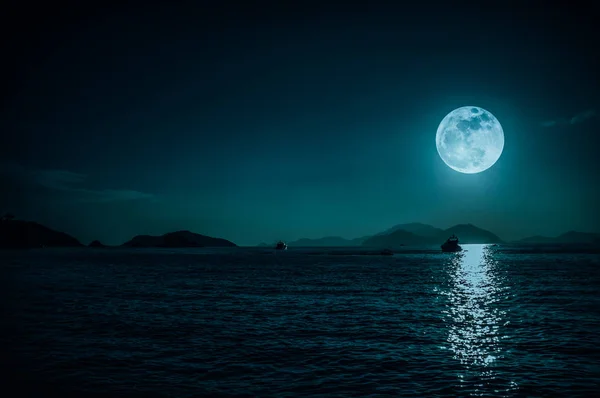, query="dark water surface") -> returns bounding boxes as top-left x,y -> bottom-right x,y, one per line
2,244 -> 600,397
